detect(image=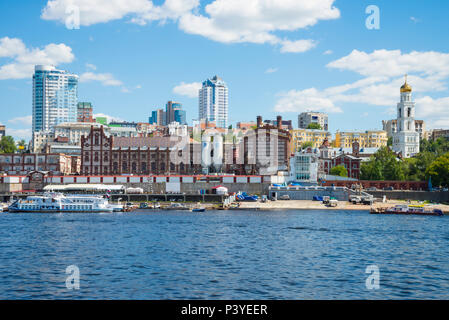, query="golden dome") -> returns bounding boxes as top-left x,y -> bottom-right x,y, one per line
400,75 -> 412,93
